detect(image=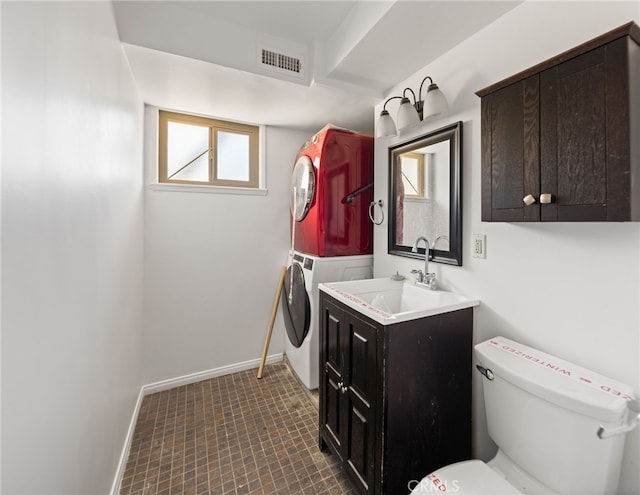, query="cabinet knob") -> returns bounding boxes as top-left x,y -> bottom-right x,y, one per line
340,385 -> 348,394
523,194 -> 536,206
540,193 -> 553,204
